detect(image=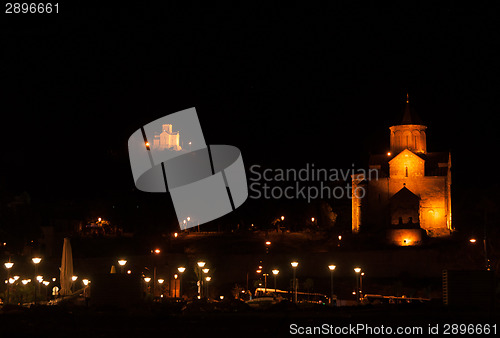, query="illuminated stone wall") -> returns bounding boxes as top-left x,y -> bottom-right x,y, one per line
387,228 -> 423,246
